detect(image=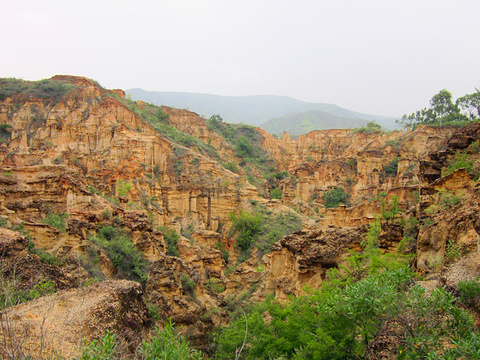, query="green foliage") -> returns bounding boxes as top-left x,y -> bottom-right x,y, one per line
353,120 -> 382,134
28,241 -> 65,266
215,262 -> 480,360
140,320 -> 204,359
214,242 -> 229,264
236,136 -> 254,157
158,226 -> 180,257
208,120 -> 275,180
457,90 -> 480,120
444,239 -> 464,263
89,226 -> 149,283
458,278 -> 480,305
206,278 -> 225,294
381,195 -> 402,221
255,210 -> 302,259
383,157 -> 400,177
397,88 -> 474,128
322,187 -> 350,208
228,210 -> 263,252
116,179 -> 133,197
0,279 -> 55,310
42,212 -> 69,233
228,207 -> 301,260
77,330 -> 120,360
0,77 -> 74,102
444,151 -> 476,177
209,114 -> 223,124
114,95 -> 219,159
0,124 -> 12,144
224,161 -> 238,172
270,187 -> 283,199
180,274 -> 196,294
